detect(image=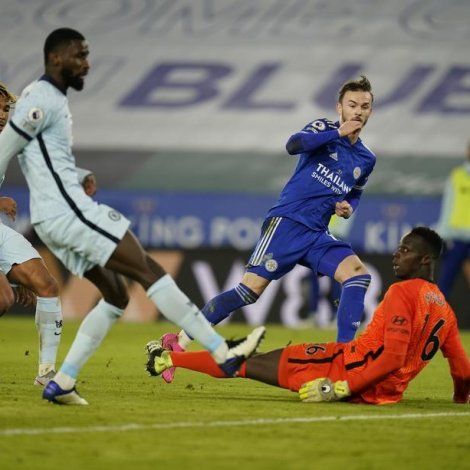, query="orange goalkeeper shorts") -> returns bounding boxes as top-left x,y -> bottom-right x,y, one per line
278,342 -> 347,392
